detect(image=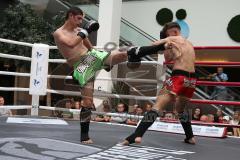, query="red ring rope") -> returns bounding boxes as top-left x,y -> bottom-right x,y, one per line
197,81 -> 240,87
194,46 -> 240,50
190,99 -> 240,106
164,61 -> 240,66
